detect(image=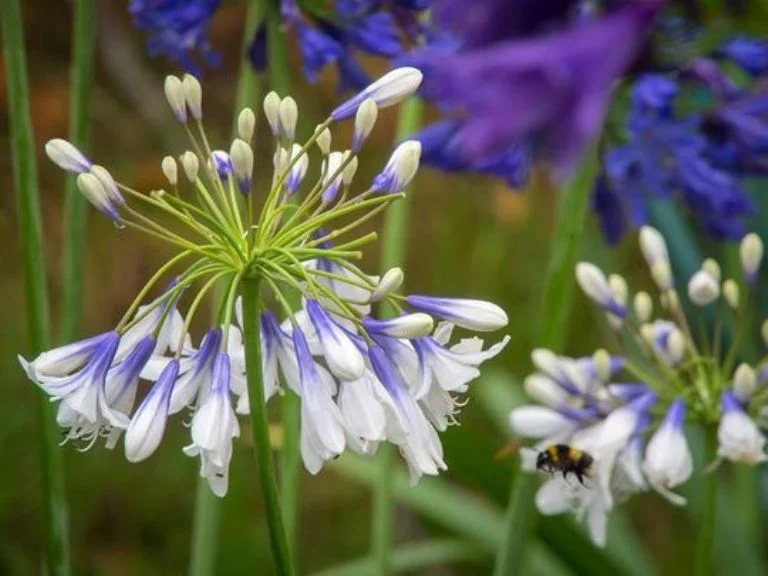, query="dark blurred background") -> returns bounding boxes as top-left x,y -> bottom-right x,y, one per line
2,2 -> 758,575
